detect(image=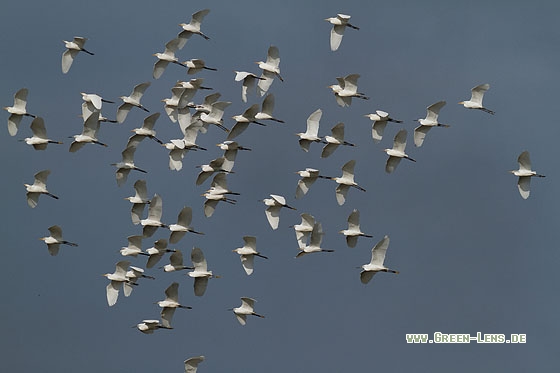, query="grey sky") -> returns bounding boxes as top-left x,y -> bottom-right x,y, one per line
1,0 -> 559,371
